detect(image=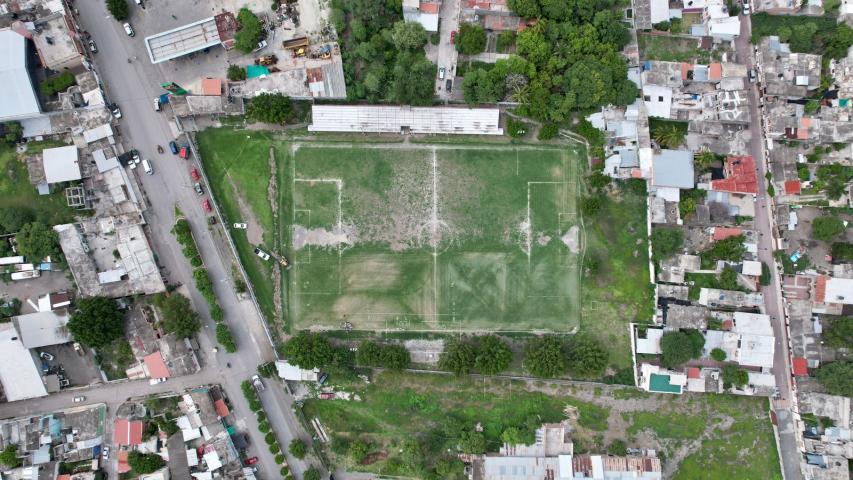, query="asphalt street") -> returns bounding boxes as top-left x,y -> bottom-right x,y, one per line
62,1 -> 315,478
736,13 -> 803,480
